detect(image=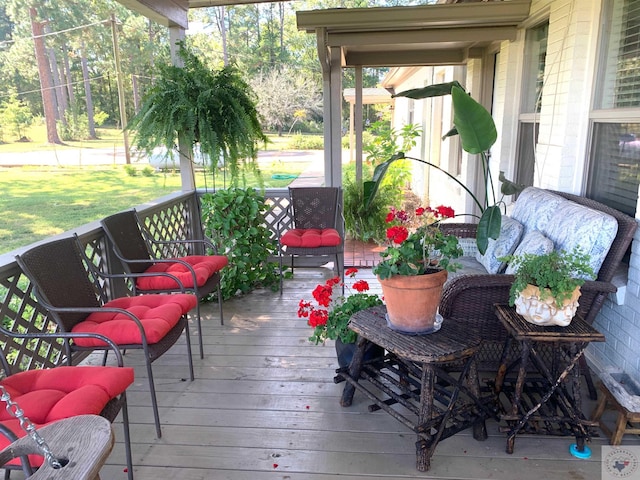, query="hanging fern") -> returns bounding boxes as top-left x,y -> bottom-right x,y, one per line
127,42 -> 267,186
